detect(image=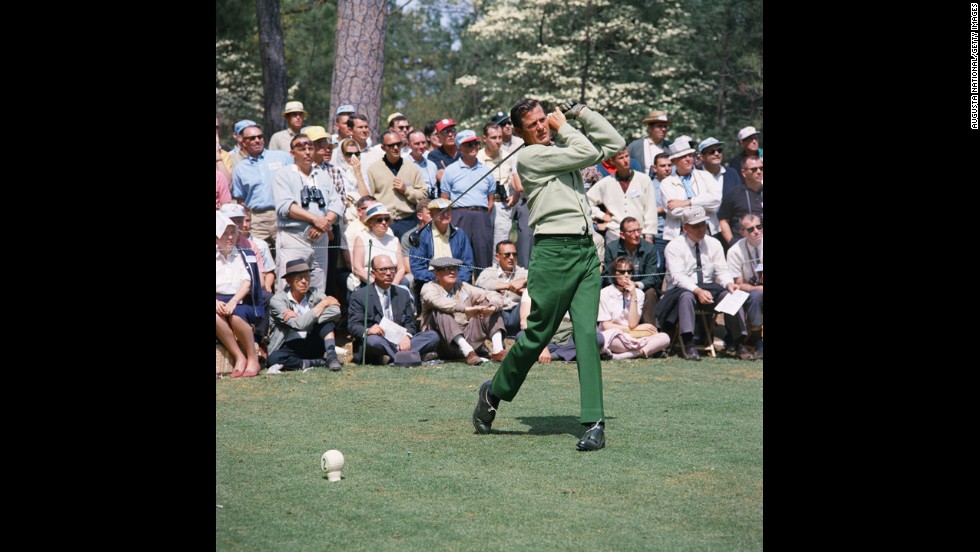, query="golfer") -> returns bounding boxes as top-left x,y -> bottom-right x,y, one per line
472,99 -> 625,451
